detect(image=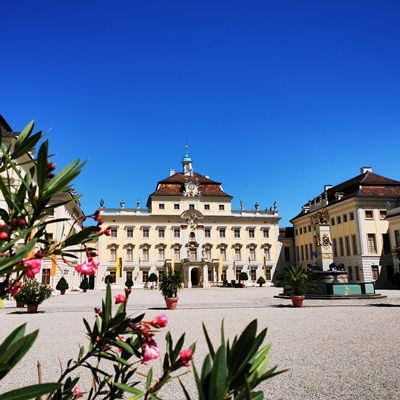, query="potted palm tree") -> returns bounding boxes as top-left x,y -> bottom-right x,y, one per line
281,266 -> 318,307
55,276 -> 69,295
158,267 -> 183,310
148,272 -> 158,289
14,280 -> 52,313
